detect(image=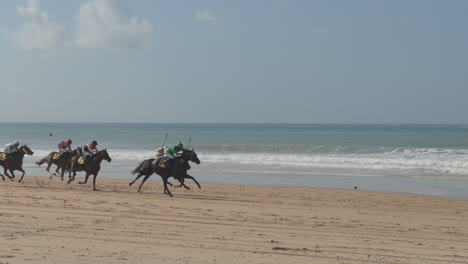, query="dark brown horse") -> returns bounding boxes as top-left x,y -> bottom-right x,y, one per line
67,149 -> 111,191
36,148 -> 81,181
129,149 -> 201,196
0,145 -> 34,183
